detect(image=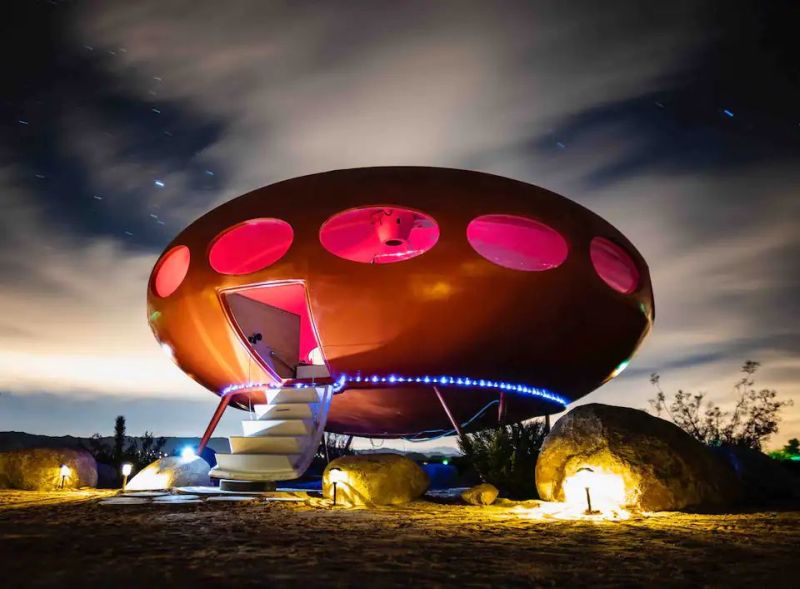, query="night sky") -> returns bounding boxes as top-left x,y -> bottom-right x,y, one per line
1,1 -> 798,448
